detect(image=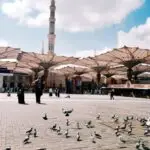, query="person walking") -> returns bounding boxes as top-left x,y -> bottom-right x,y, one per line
17,83 -> 25,104
110,89 -> 115,100
49,88 -> 53,97
33,76 -> 44,104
